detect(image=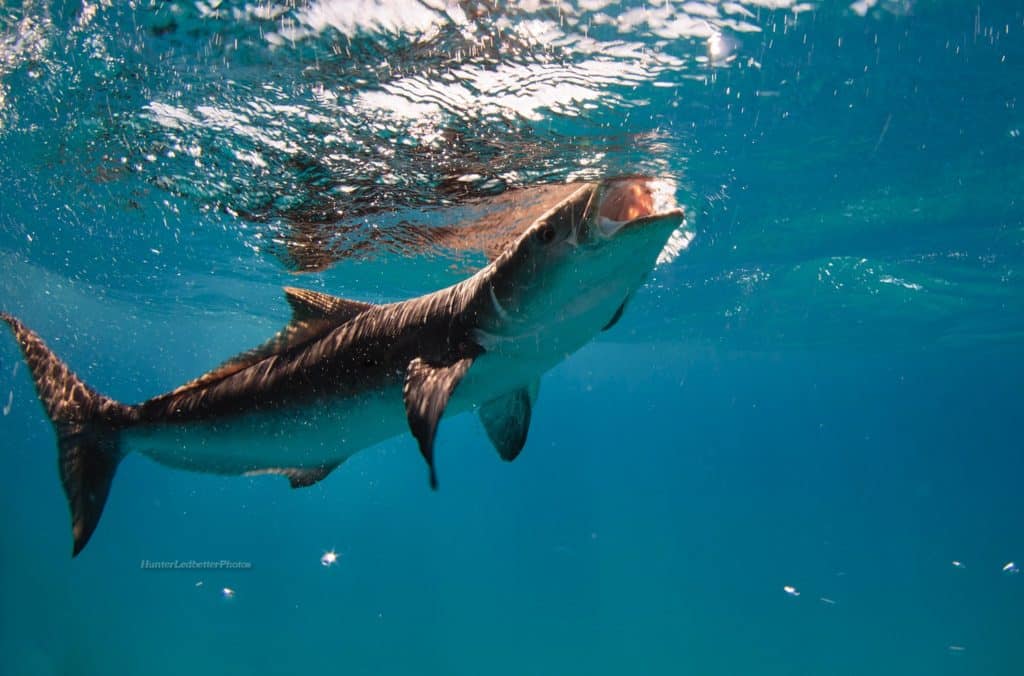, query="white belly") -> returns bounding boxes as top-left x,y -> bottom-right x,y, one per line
125,350 -> 547,476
